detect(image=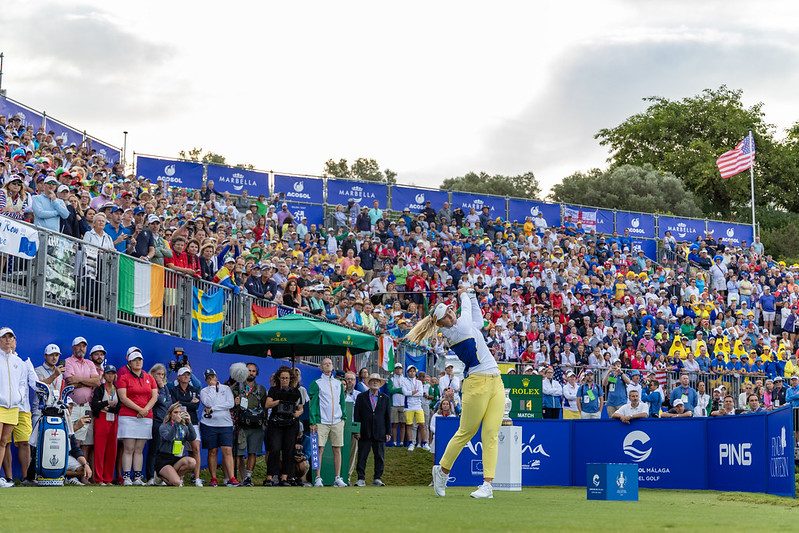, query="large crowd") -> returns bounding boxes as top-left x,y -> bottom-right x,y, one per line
2,110 -> 799,488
